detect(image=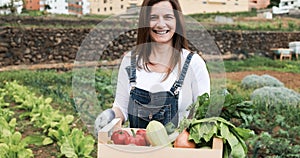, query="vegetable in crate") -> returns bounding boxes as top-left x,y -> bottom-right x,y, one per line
136,129 -> 150,146
146,120 -> 172,147
173,128 -> 196,148
220,93 -> 254,126
187,91 -> 255,127
186,93 -> 210,120
111,130 -> 130,145
188,117 -> 254,158
180,92 -> 255,158
125,129 -> 147,146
